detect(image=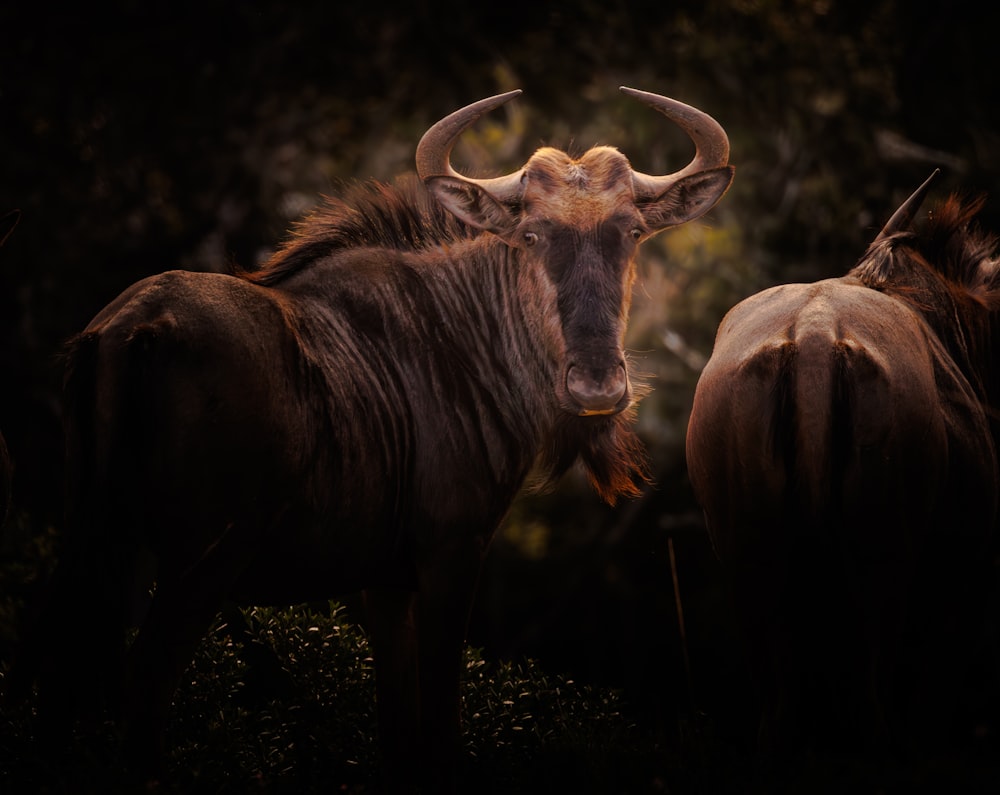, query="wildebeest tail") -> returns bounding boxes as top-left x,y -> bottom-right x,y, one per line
771,334 -> 854,523
764,335 -> 876,749
64,325 -> 155,672
63,331 -> 101,539
8,330 -> 138,730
